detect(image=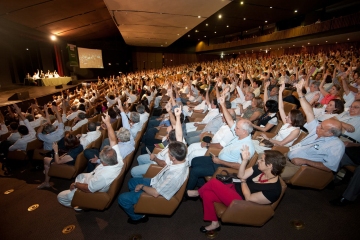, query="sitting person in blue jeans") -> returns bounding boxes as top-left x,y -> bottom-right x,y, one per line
118,107 -> 189,224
